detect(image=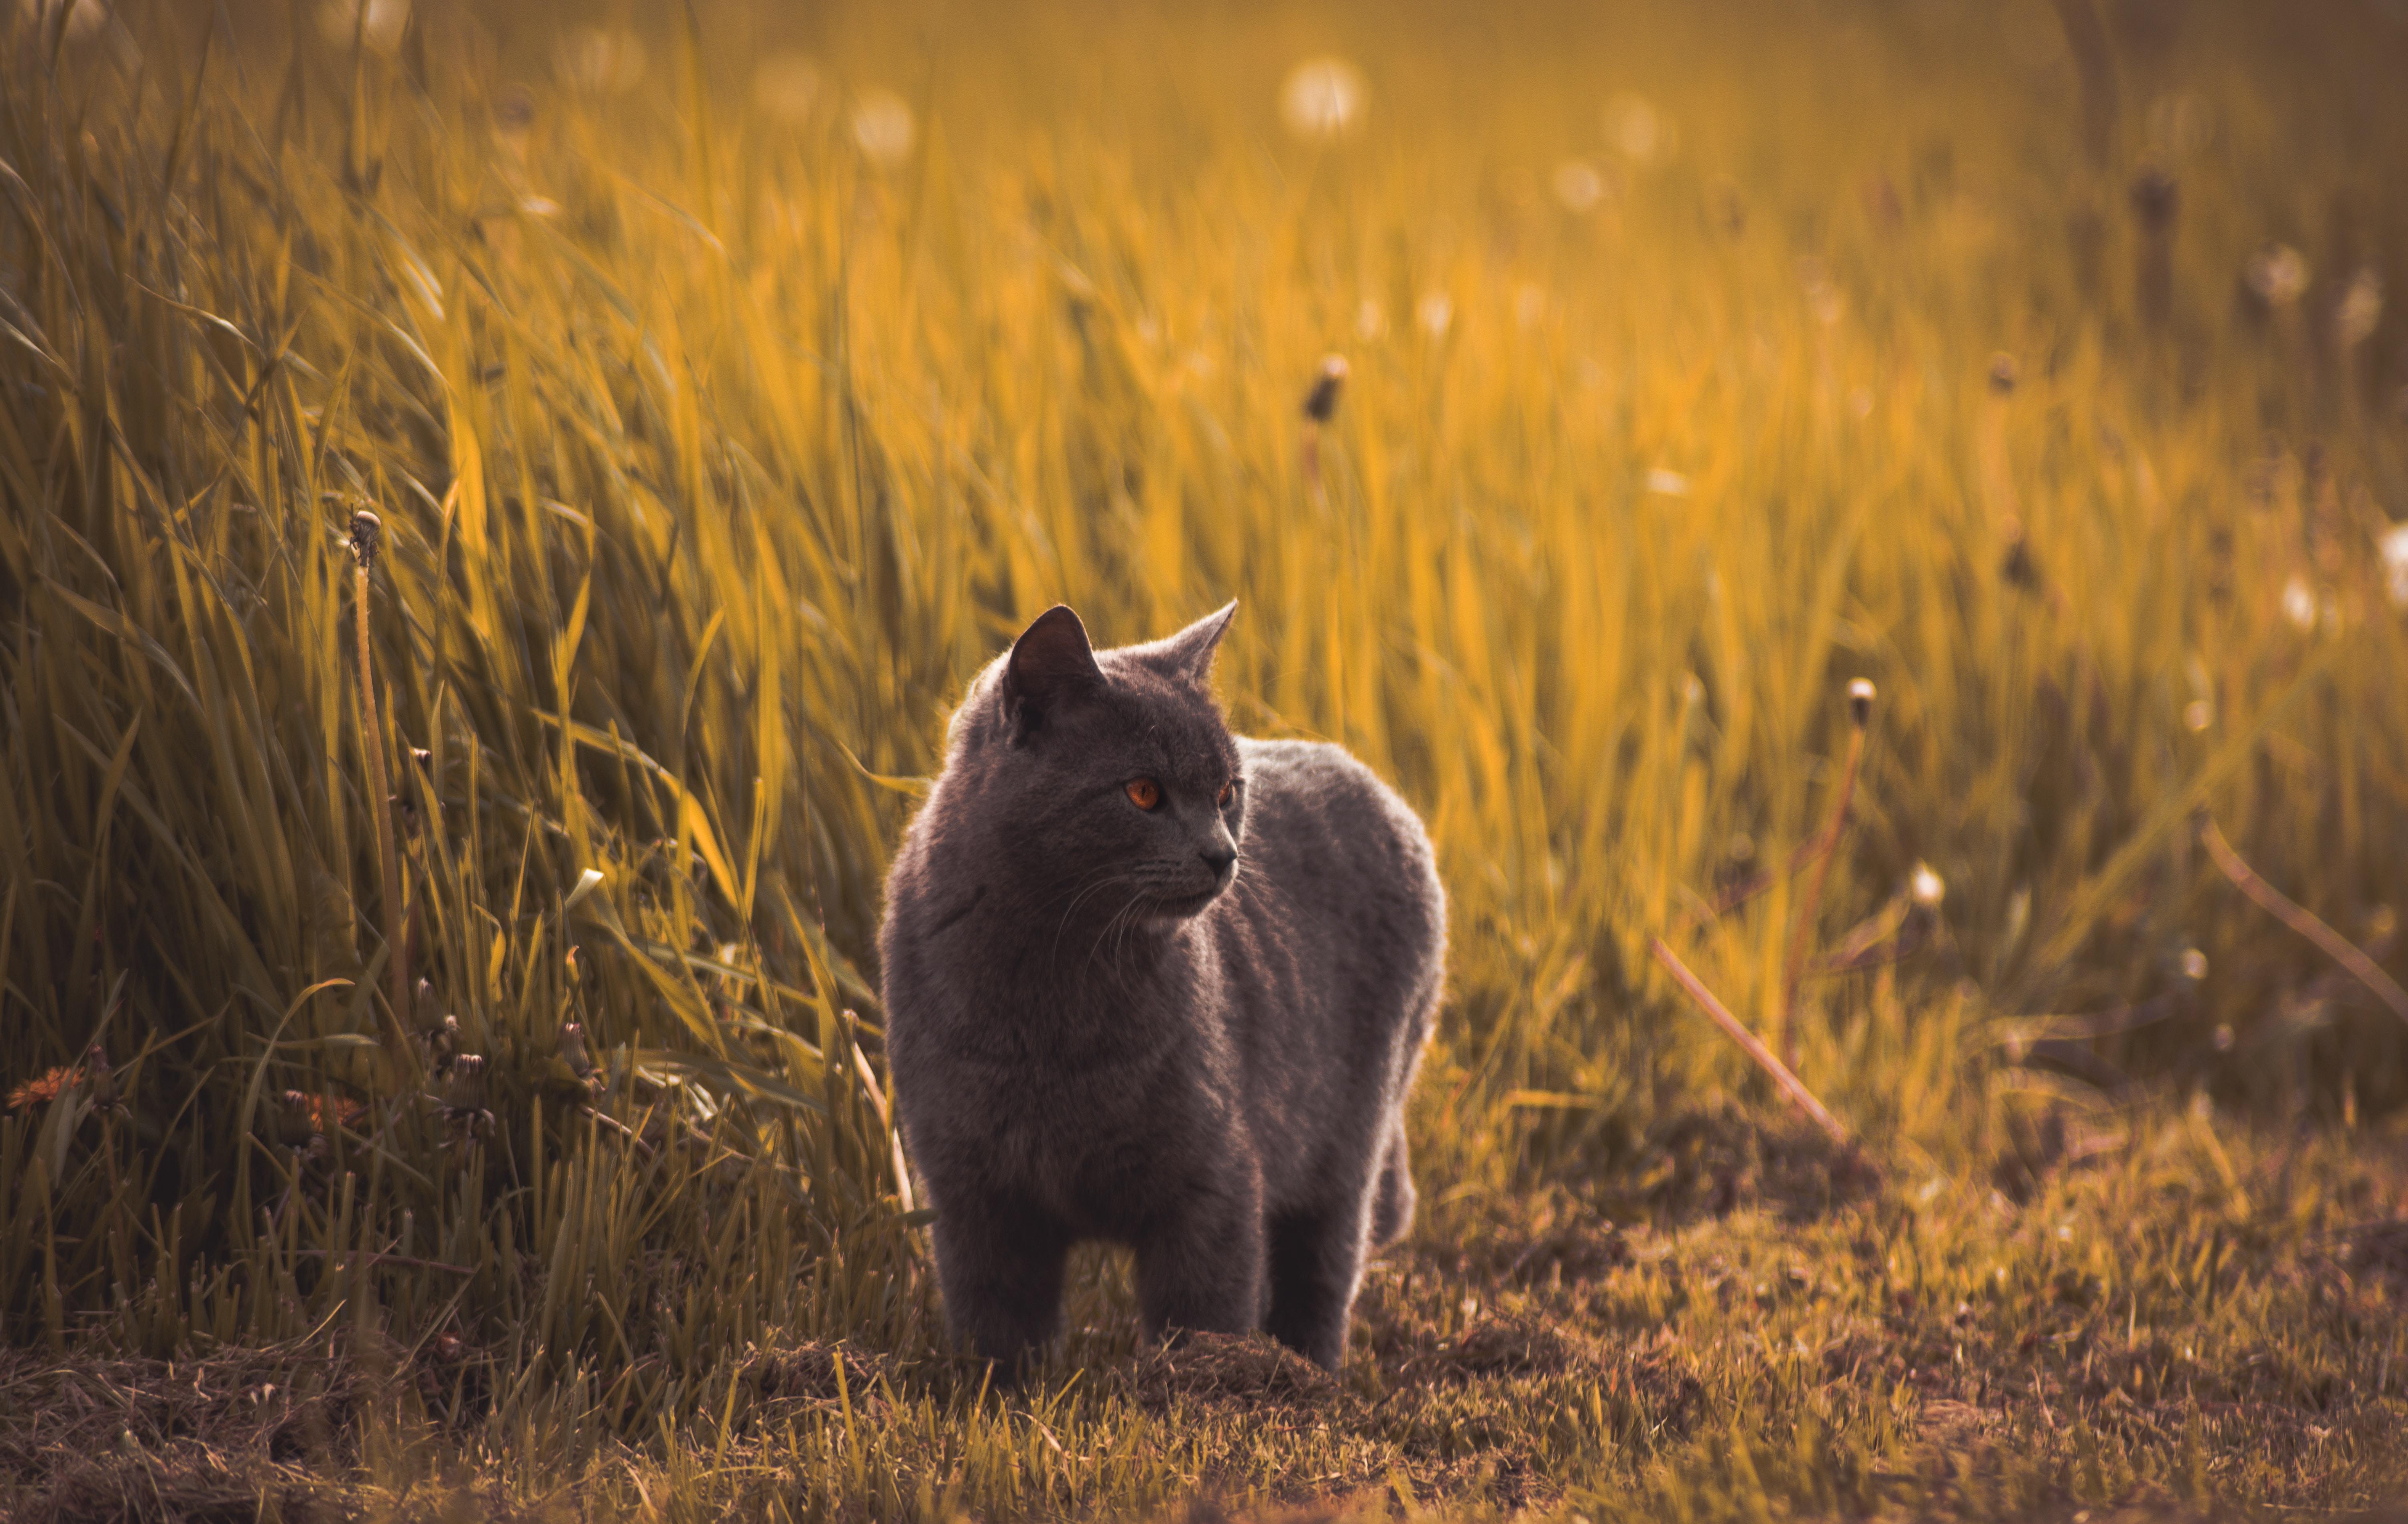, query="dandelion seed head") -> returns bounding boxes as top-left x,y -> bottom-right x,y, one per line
1551,158 -> 1605,213
1280,57 -> 1366,141
755,53 -> 823,125
851,89 -> 916,166
2380,522 -> 2408,608
1910,862 -> 1946,908
2247,243 -> 2308,308
560,28 -> 646,94
2280,574 -> 2316,630
2336,268 -> 2383,350
20,0 -> 106,42
1847,679 -> 1875,725
1602,93 -> 1665,163
318,0 -> 407,54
